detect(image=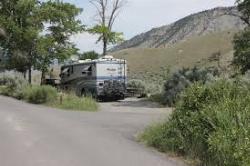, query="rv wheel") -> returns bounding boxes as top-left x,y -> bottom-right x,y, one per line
81,89 -> 87,97
81,89 -> 96,99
